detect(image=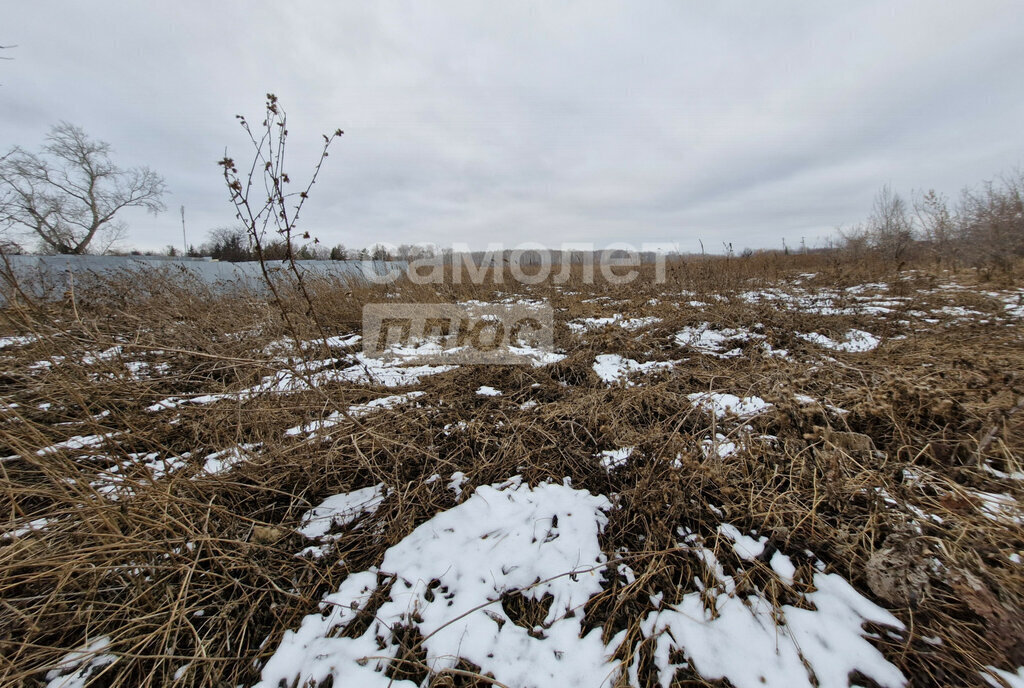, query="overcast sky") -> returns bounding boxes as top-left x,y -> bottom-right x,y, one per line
3,1 -> 1023,254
